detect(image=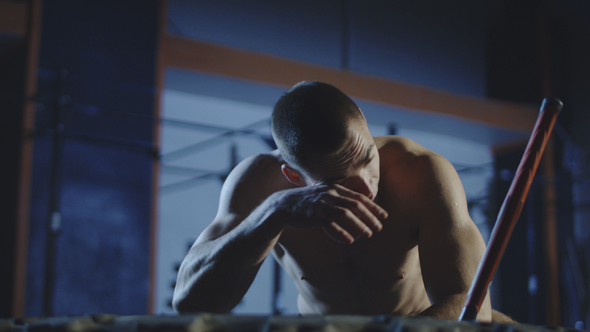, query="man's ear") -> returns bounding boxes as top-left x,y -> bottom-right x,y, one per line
281,164 -> 306,186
